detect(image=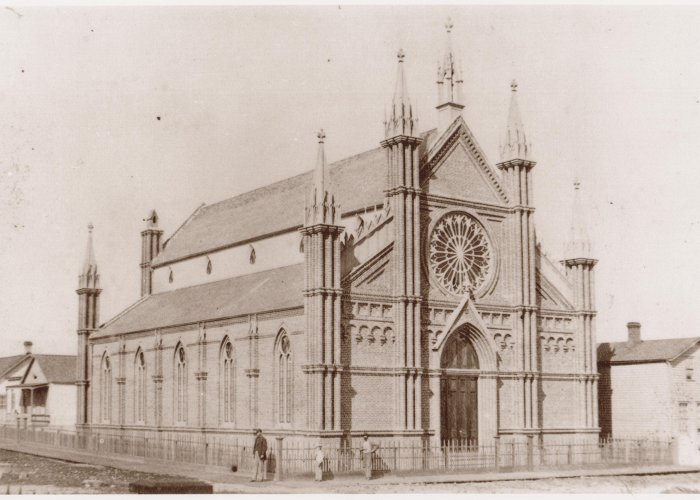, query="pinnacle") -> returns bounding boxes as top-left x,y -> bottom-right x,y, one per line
384,48 -> 416,138
500,79 -> 529,162
565,179 -> 593,260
